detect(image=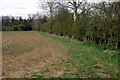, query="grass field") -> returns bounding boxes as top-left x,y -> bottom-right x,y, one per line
2,31 -> 119,78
